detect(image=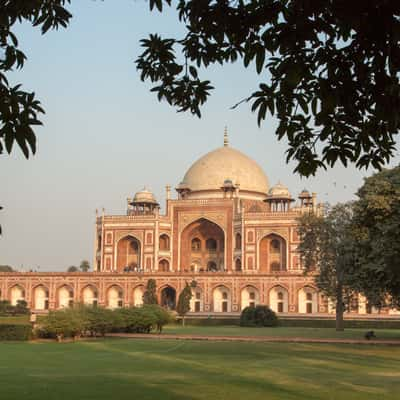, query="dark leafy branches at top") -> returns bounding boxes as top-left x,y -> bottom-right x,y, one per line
0,0 -> 72,158
138,0 -> 400,176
